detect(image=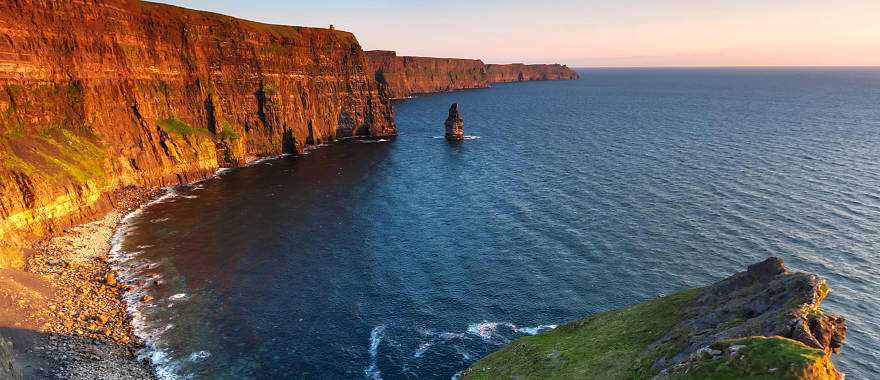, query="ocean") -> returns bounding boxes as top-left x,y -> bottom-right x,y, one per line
110,68 -> 880,379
